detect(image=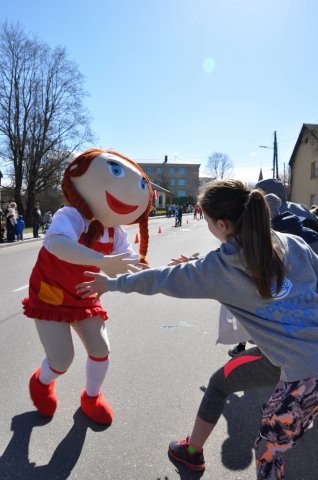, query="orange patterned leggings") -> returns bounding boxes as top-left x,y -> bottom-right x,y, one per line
255,374 -> 318,479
